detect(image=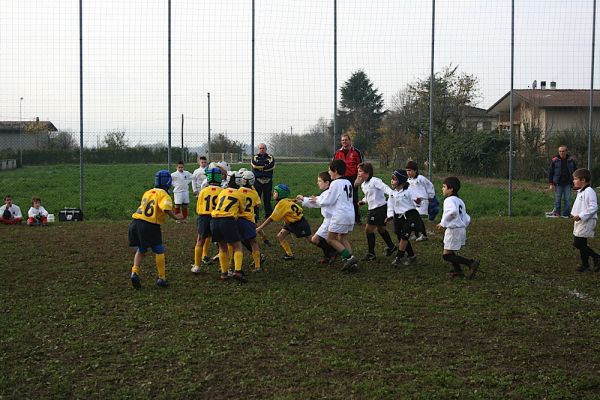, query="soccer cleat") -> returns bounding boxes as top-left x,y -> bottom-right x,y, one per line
282,254 -> 295,261
403,255 -> 417,266
385,246 -> 398,256
341,255 -> 358,272
231,271 -> 248,283
263,239 -> 271,246
546,212 -> 560,218
130,272 -> 142,289
201,256 -> 213,266
212,254 -> 220,263
560,215 -> 570,219
467,260 -> 480,279
415,234 -> 428,242
361,253 -> 376,262
191,265 -> 201,274
544,210 -> 556,216
156,278 -> 169,287
391,256 -> 403,267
